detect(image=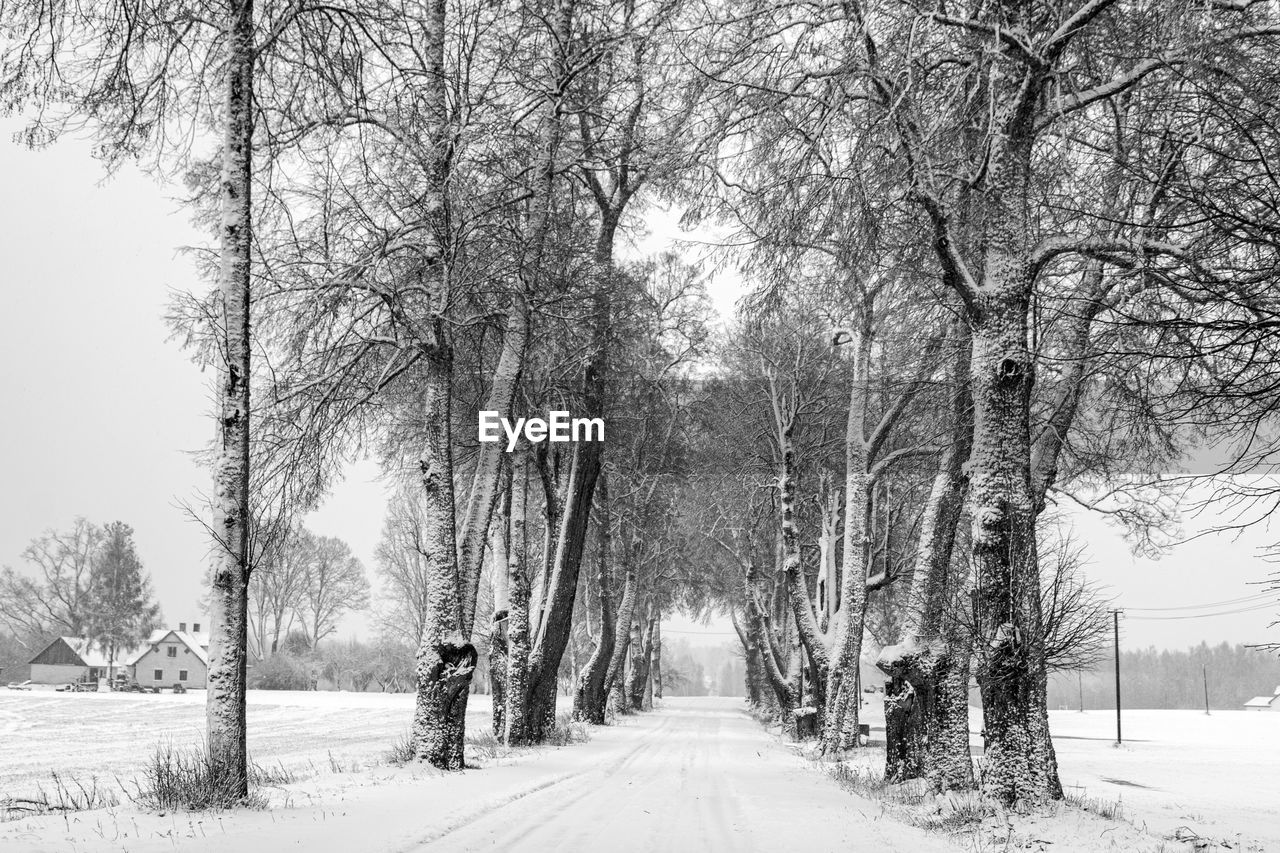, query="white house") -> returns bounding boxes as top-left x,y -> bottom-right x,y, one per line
11,636 -> 120,685
1243,685 -> 1280,712
127,623 -> 210,689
